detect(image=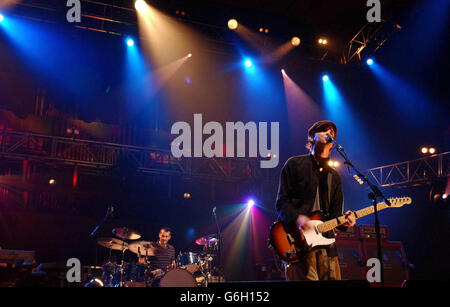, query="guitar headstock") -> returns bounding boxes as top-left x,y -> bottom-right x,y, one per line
386,197 -> 412,208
